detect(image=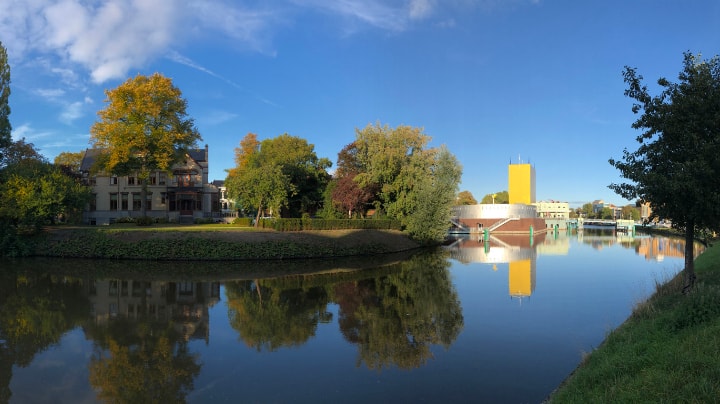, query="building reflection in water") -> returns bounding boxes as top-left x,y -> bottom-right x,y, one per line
447,228 -> 702,300
83,279 -> 221,342
447,232 -> 548,301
